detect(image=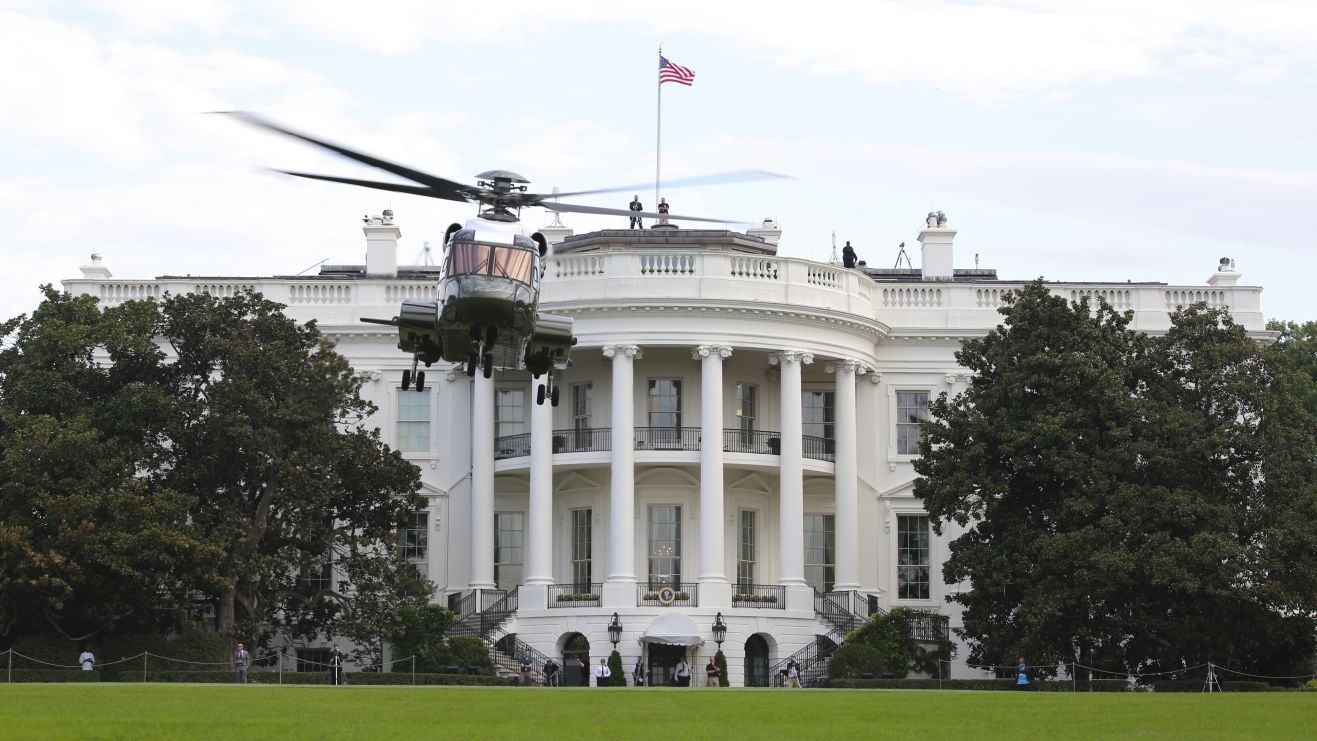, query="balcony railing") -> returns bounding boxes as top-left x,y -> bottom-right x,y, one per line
548,583 -> 602,608
493,426 -> 836,463
731,584 -> 786,609
633,426 -> 701,451
637,582 -> 700,607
